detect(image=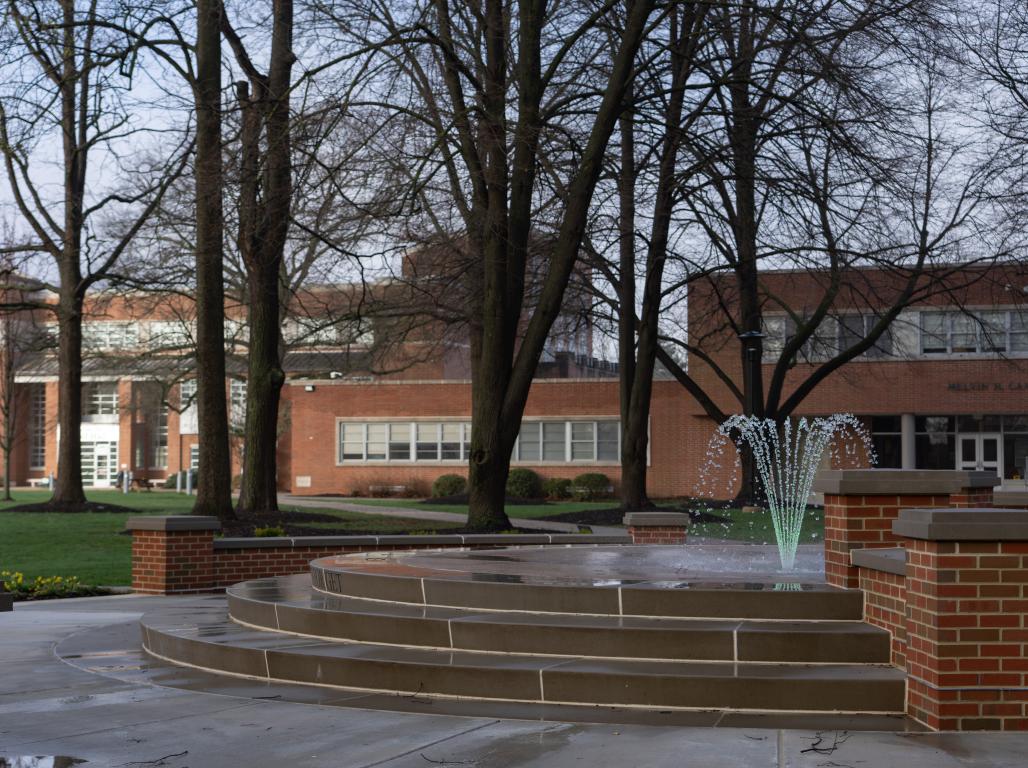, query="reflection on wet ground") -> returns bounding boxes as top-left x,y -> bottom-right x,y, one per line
0,759 -> 87,767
